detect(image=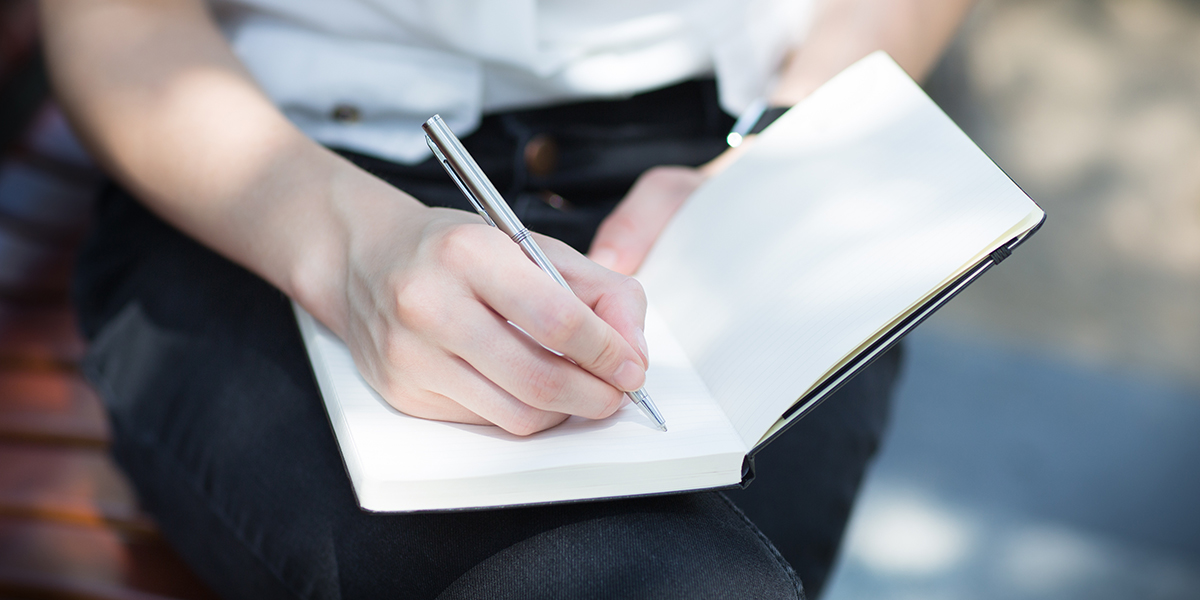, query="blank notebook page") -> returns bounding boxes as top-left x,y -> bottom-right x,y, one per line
295,304 -> 747,510
637,52 -> 1042,447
